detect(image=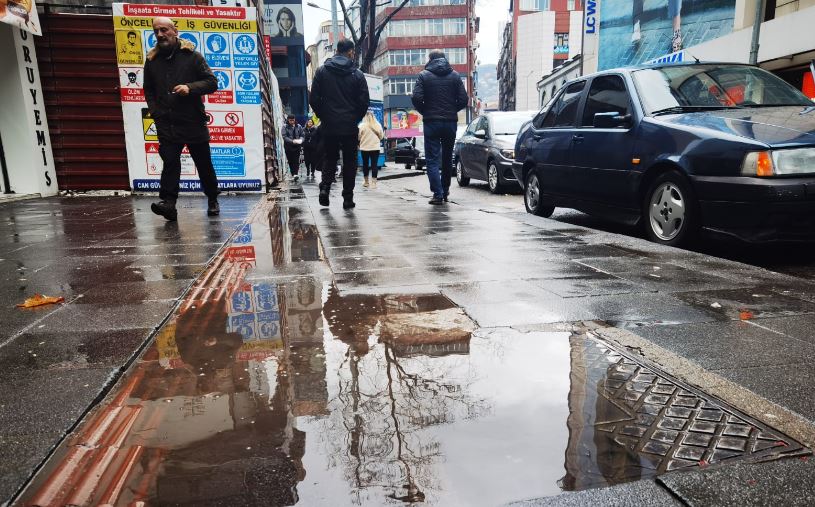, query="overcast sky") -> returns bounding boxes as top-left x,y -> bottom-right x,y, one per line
302,0 -> 509,65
